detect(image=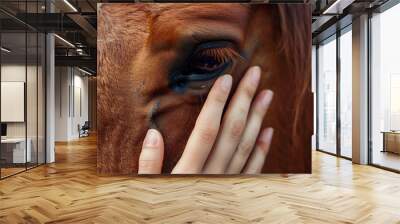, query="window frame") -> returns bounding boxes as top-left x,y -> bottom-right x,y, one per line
315,24 -> 353,161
